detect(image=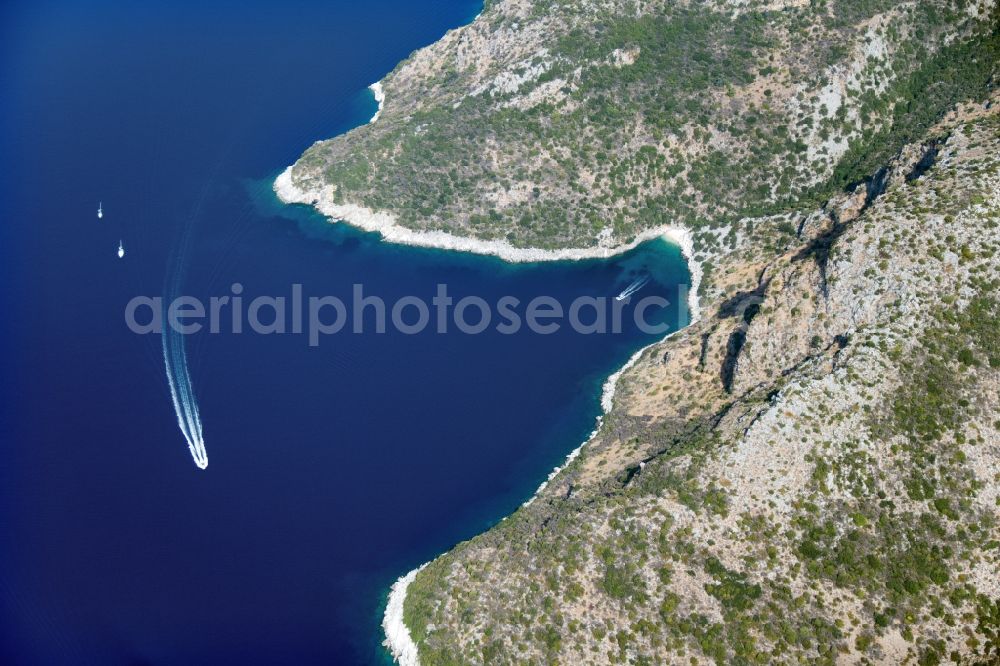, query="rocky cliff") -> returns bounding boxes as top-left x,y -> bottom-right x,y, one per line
401,95 -> 1000,666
